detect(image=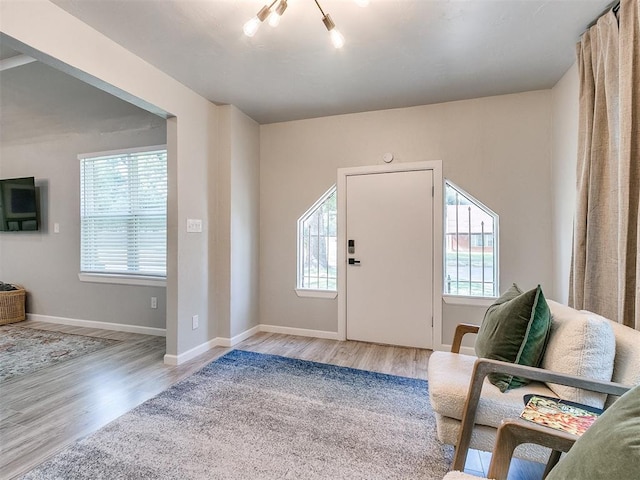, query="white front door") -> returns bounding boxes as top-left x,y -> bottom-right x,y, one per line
345,169 -> 434,349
